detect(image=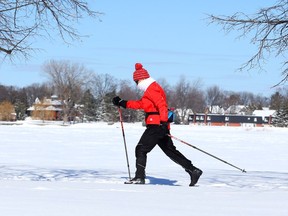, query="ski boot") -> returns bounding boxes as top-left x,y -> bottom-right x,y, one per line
186,167 -> 203,187
124,177 -> 145,184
